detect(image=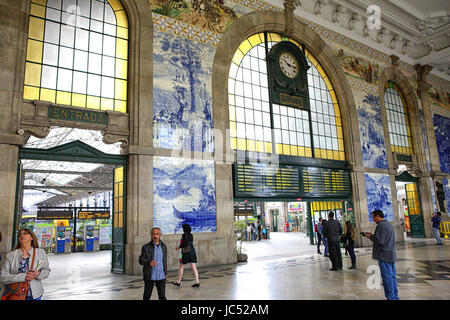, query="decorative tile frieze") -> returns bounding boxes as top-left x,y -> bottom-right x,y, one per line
153,13 -> 223,47
345,75 -> 379,96
431,104 -> 450,118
